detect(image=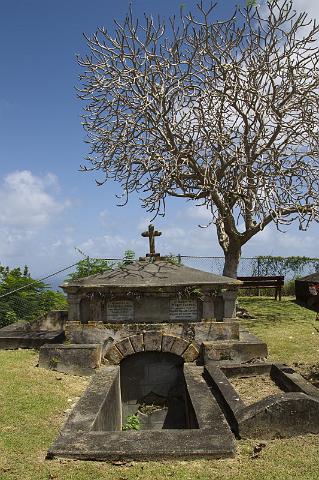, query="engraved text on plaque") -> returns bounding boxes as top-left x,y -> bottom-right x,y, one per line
107,300 -> 134,322
169,298 -> 198,321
